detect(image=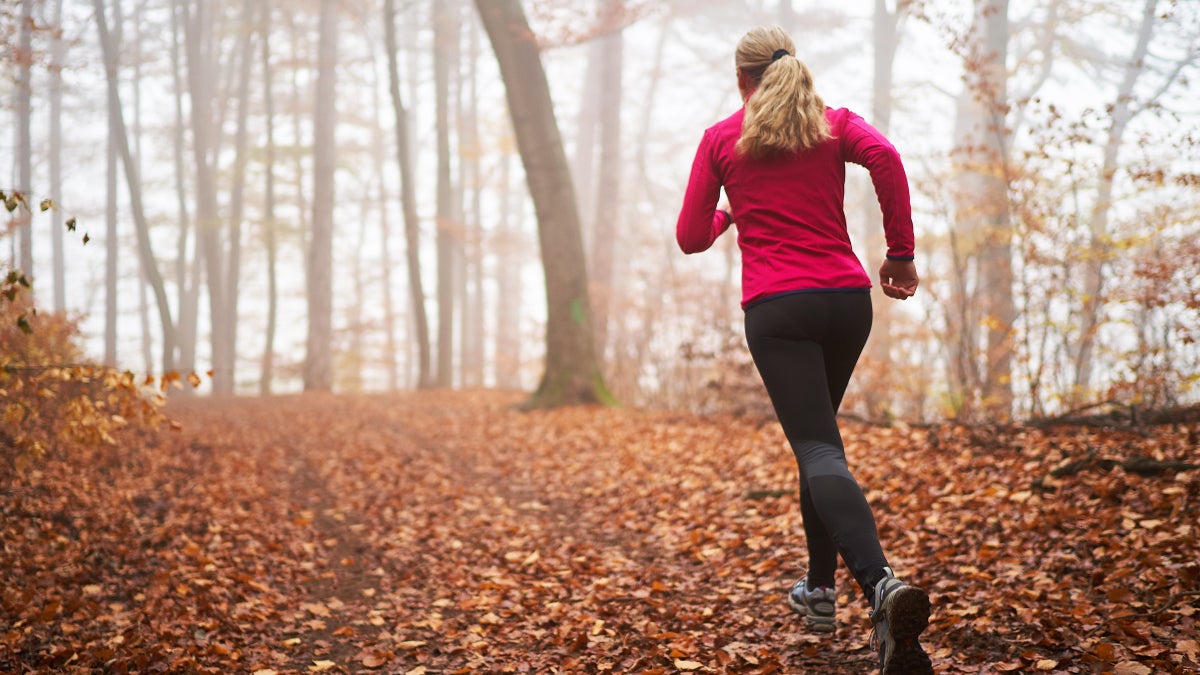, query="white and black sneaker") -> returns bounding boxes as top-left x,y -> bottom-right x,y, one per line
786,575 -> 837,633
